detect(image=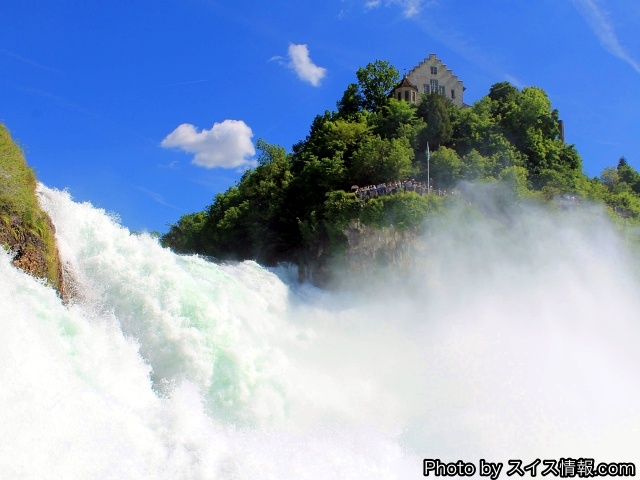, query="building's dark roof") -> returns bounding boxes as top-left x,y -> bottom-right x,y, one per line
396,76 -> 418,90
